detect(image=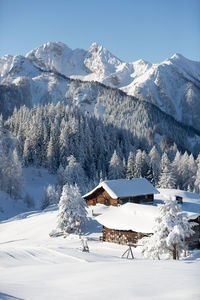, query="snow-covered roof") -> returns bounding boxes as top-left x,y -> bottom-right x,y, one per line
96,203 -> 159,233
83,178 -> 159,199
